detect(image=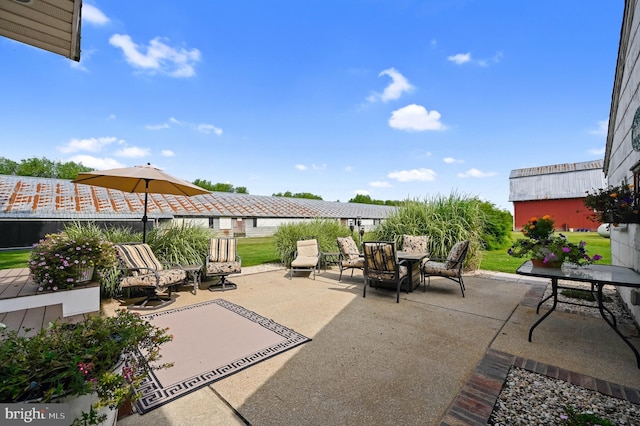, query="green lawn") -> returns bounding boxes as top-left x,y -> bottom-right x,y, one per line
0,233 -> 611,274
